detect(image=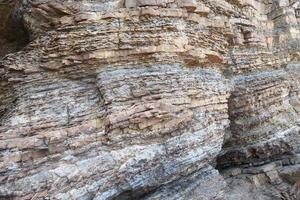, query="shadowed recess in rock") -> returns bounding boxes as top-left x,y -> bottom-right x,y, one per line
0,0 -> 29,58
